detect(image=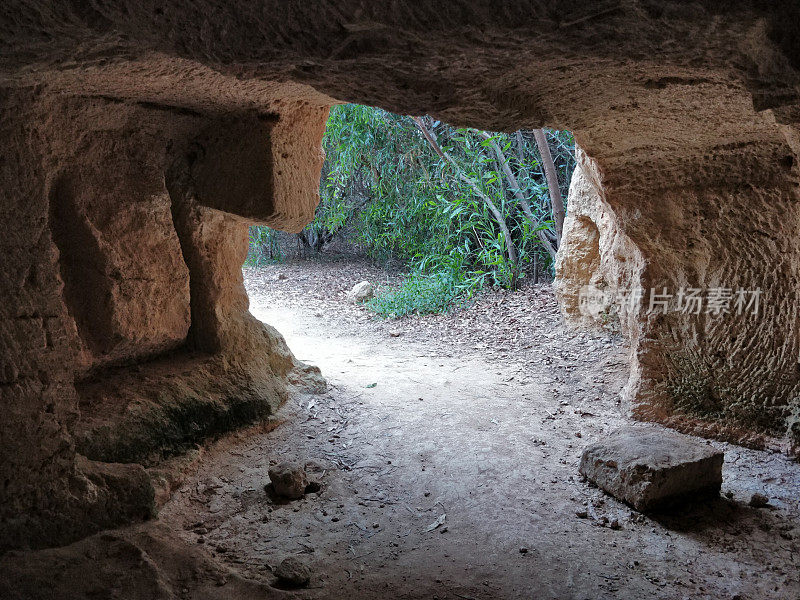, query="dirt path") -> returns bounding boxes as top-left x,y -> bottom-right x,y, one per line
160,261 -> 800,600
